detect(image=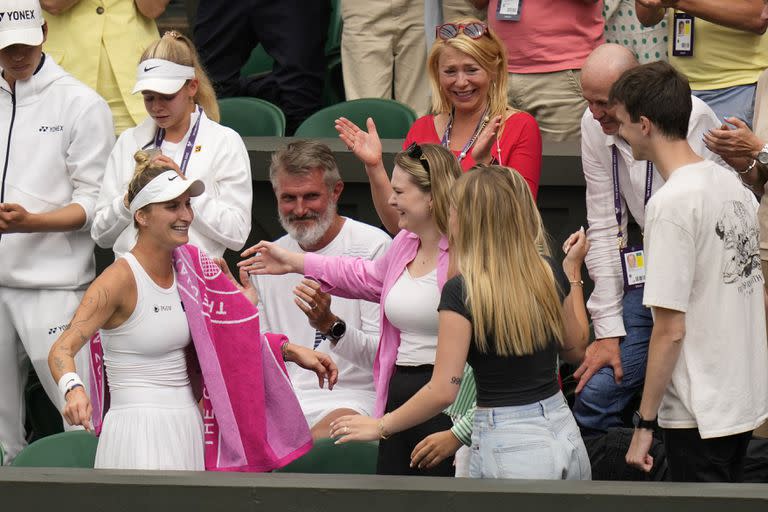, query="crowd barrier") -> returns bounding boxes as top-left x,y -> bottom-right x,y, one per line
1,467 -> 766,511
